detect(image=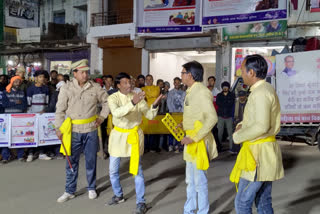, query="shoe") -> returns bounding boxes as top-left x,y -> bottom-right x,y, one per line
26,154 -> 33,162
174,150 -> 180,154
229,150 -> 238,155
1,160 -> 8,164
107,195 -> 125,205
135,203 -> 147,214
56,154 -> 65,160
88,190 -> 97,199
57,192 -> 75,203
39,154 -> 52,160
168,146 -> 173,152
18,158 -> 25,162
